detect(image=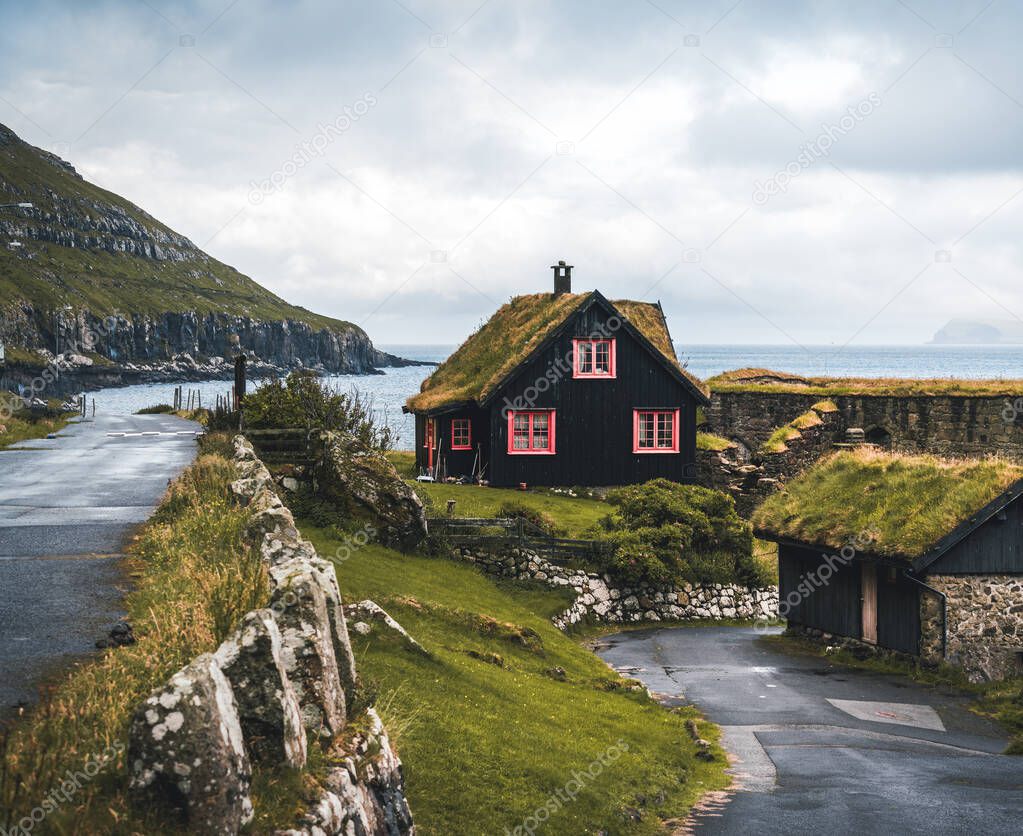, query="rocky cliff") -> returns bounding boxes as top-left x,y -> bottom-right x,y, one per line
0,121 -> 411,378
